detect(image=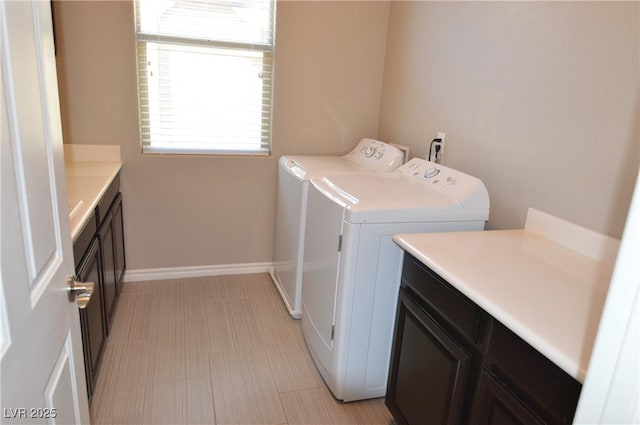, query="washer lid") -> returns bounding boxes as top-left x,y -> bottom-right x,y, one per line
280,138 -> 404,180
310,158 -> 490,224
281,156 -> 361,180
